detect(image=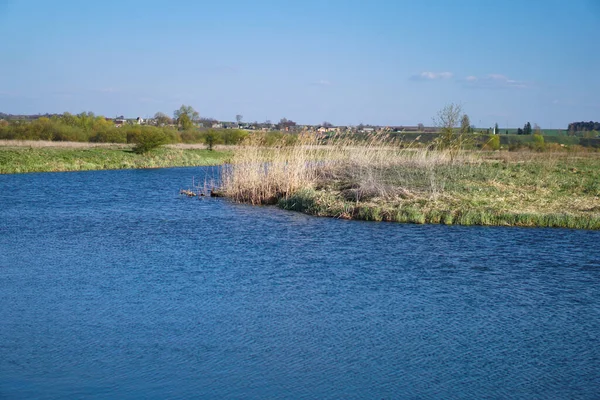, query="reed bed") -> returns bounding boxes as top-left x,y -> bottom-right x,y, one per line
220,133 -> 600,229
220,133 -> 467,204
